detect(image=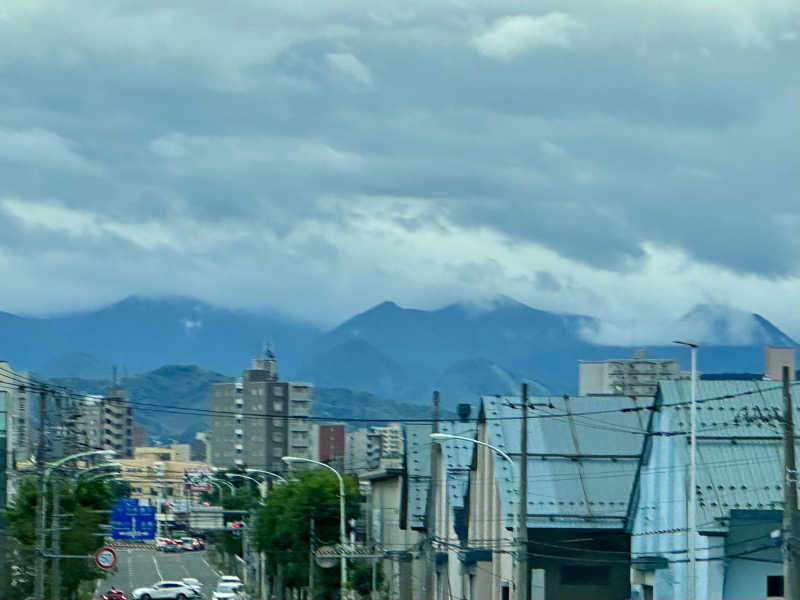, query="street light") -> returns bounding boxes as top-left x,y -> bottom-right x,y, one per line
35,450 -> 116,599
674,339 -> 698,600
246,468 -> 288,484
76,463 -> 122,479
213,478 -> 236,496
283,456 -> 347,598
226,473 -> 265,498
84,472 -> 120,483
430,433 -> 520,593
